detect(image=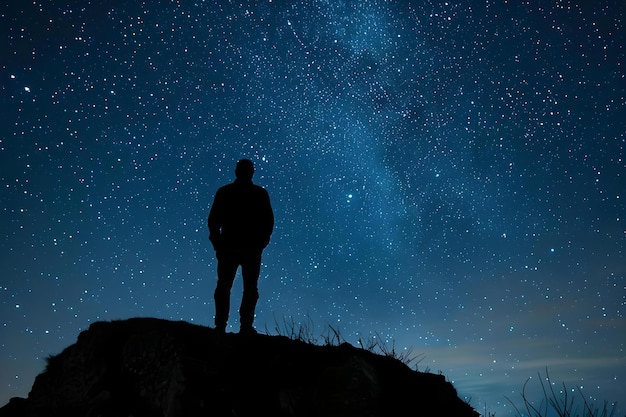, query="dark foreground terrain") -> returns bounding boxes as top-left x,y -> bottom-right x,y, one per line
0,317 -> 479,417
